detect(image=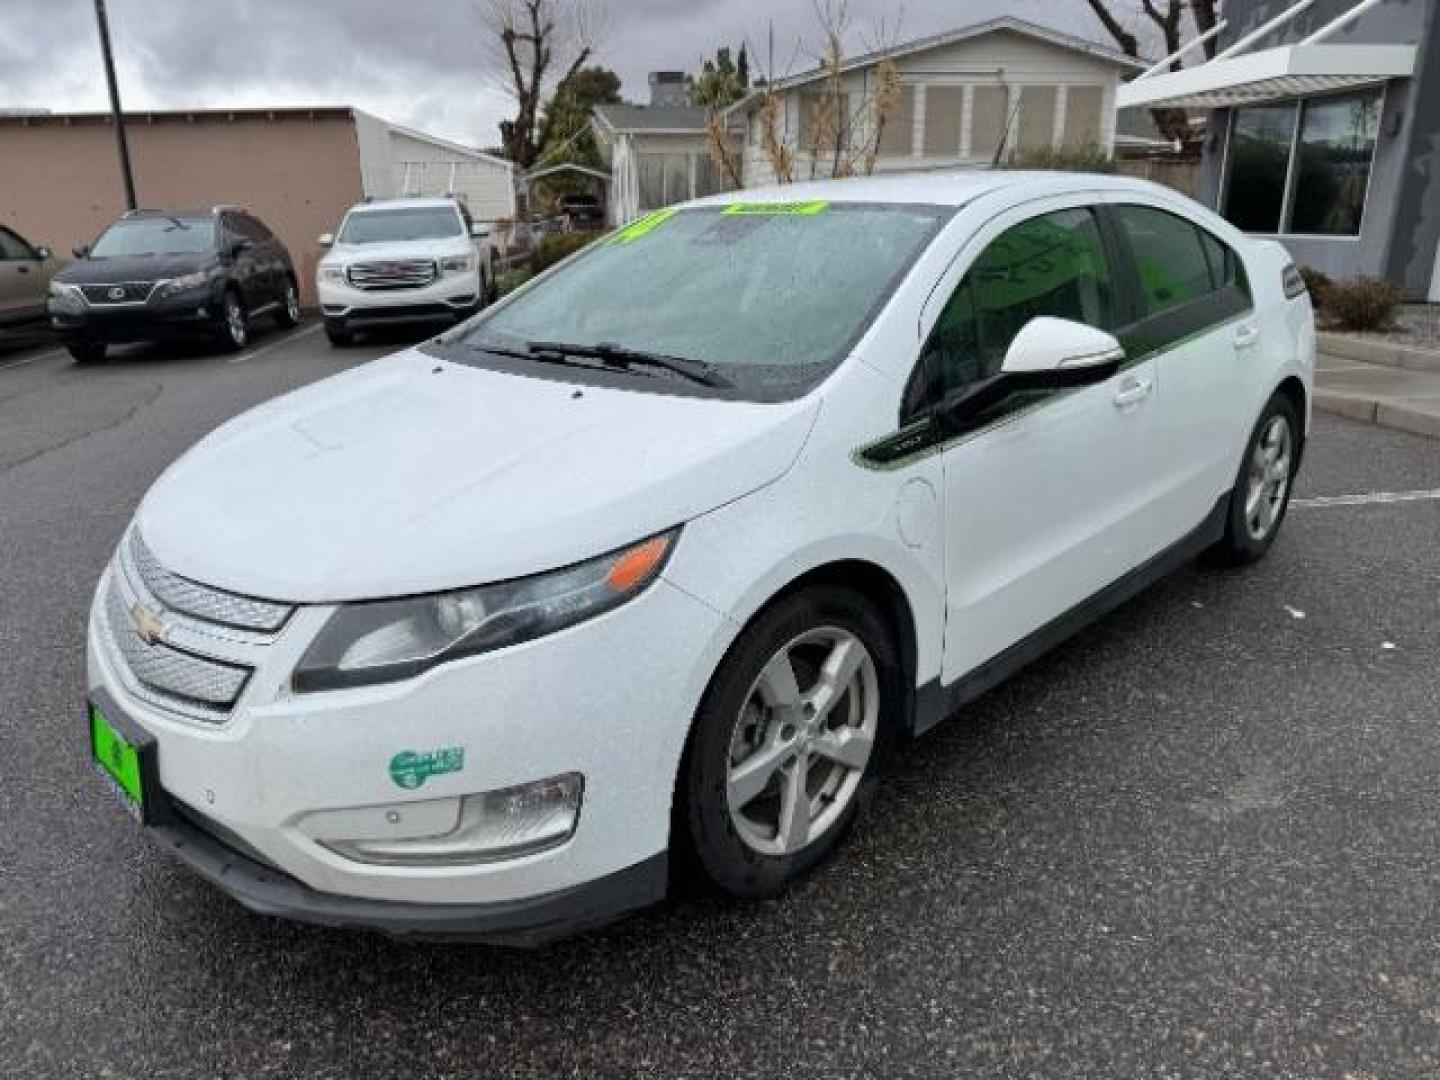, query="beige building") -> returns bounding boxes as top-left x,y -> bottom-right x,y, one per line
0,106 -> 516,304
727,17 -> 1145,187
